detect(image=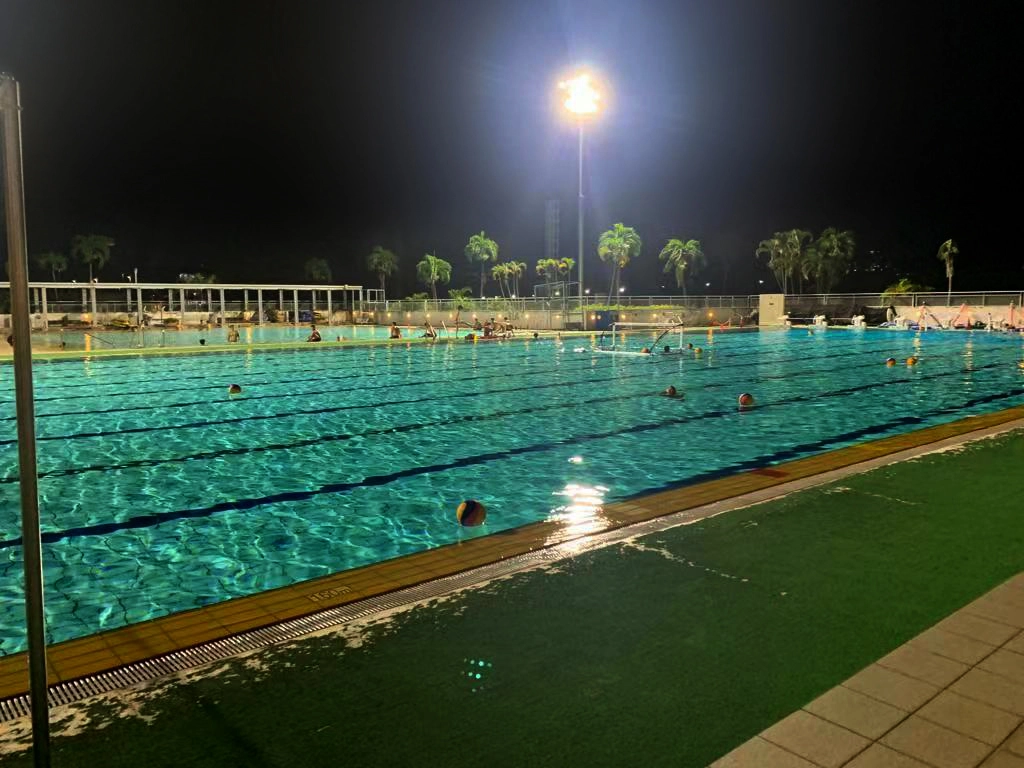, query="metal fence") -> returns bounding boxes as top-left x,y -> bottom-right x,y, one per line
370,294 -> 761,315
